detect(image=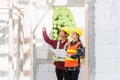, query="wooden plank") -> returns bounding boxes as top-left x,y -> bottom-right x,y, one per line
85,0 -> 89,80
